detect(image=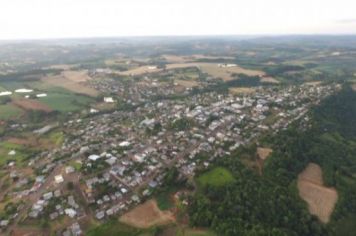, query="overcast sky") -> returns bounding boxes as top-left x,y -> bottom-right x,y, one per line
0,0 -> 355,40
